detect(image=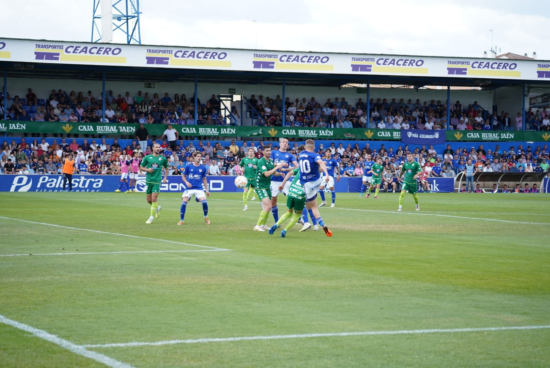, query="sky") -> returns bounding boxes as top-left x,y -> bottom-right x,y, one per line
1,0 -> 549,59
